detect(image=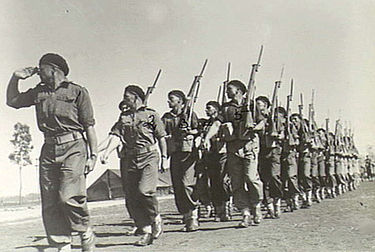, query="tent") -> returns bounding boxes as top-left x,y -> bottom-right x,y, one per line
87,168 -> 172,202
